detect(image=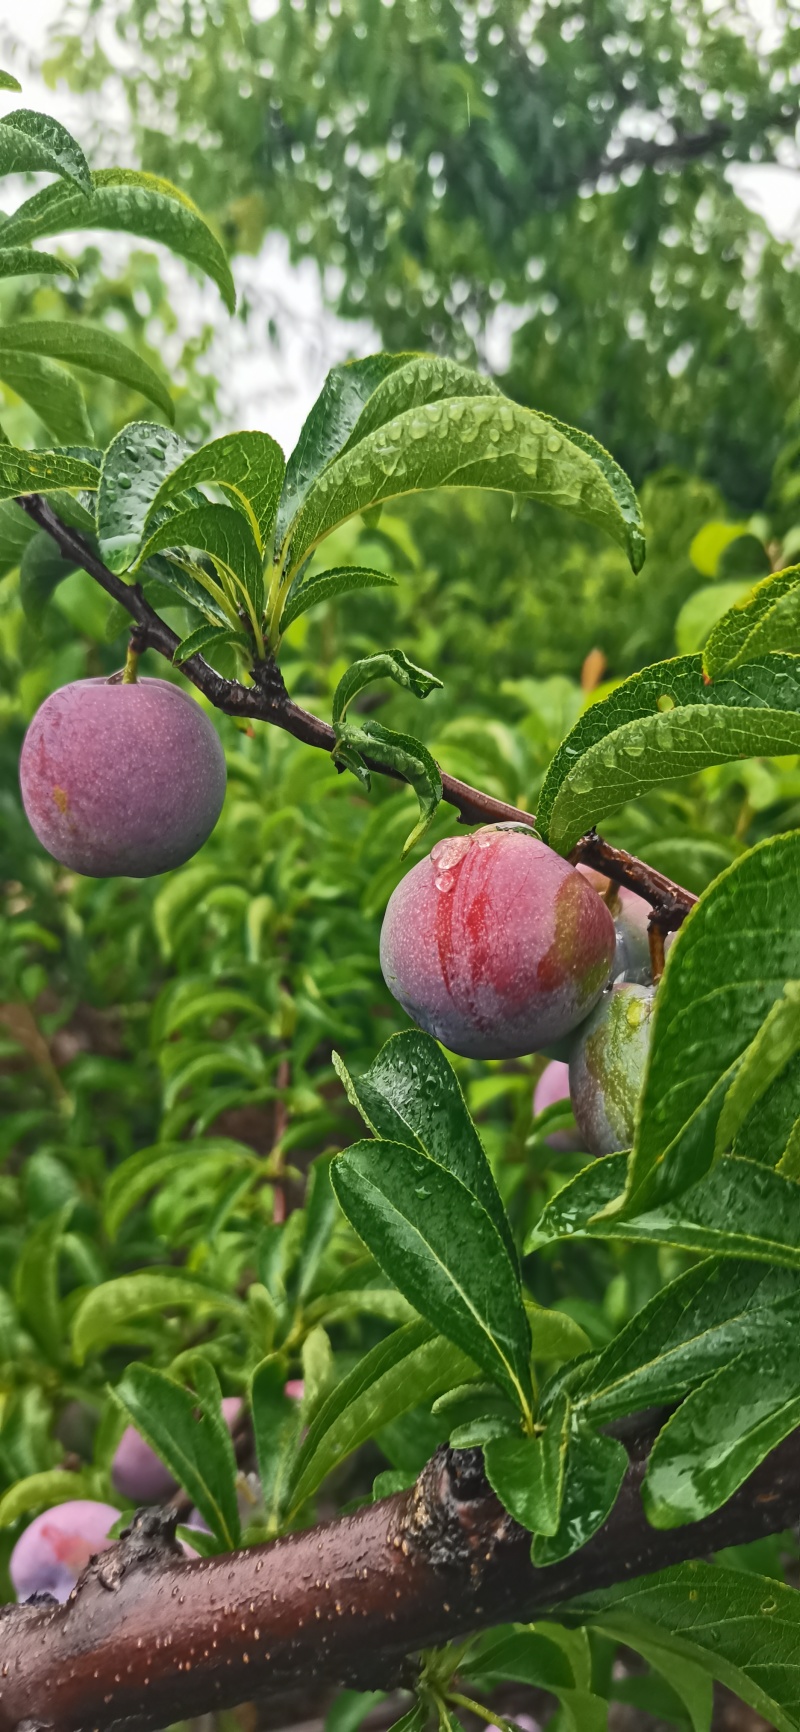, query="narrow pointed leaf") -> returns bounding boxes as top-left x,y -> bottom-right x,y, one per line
0,1469 -> 101,1528
285,395 -> 644,577
333,1030 -> 516,1266
337,355 -> 502,459
0,350 -> 92,443
72,1272 -> 242,1362
0,247 -> 77,281
332,650 -> 442,725
280,565 -> 397,632
0,109 -> 91,193
331,1140 -> 533,1414
172,622 -> 248,665
0,445 -> 99,499
277,353 -> 415,540
146,430 -> 285,552
704,564 -> 800,678
137,502 -> 263,615
0,169 -> 235,310
537,654 -> 800,856
567,1562 -> 800,1732
333,716 -> 442,855
0,321 -> 173,420
250,1358 -> 304,1526
114,1361 -> 240,1547
97,422 -> 190,571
